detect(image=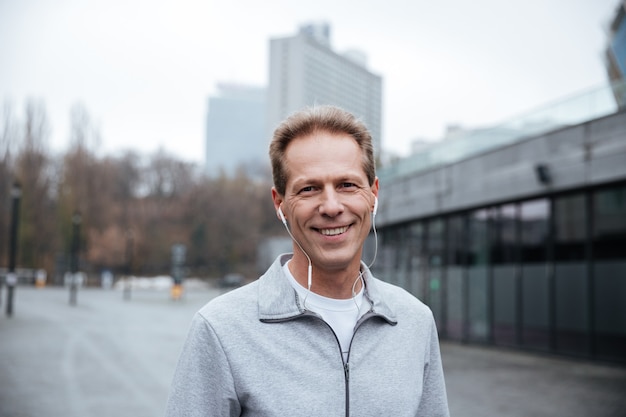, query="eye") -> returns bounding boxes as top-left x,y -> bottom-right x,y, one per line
299,186 -> 315,194
340,182 -> 357,189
